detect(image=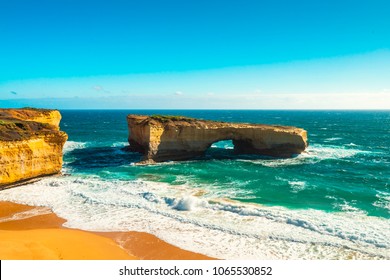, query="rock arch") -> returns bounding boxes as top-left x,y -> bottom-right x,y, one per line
127,115 -> 308,163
